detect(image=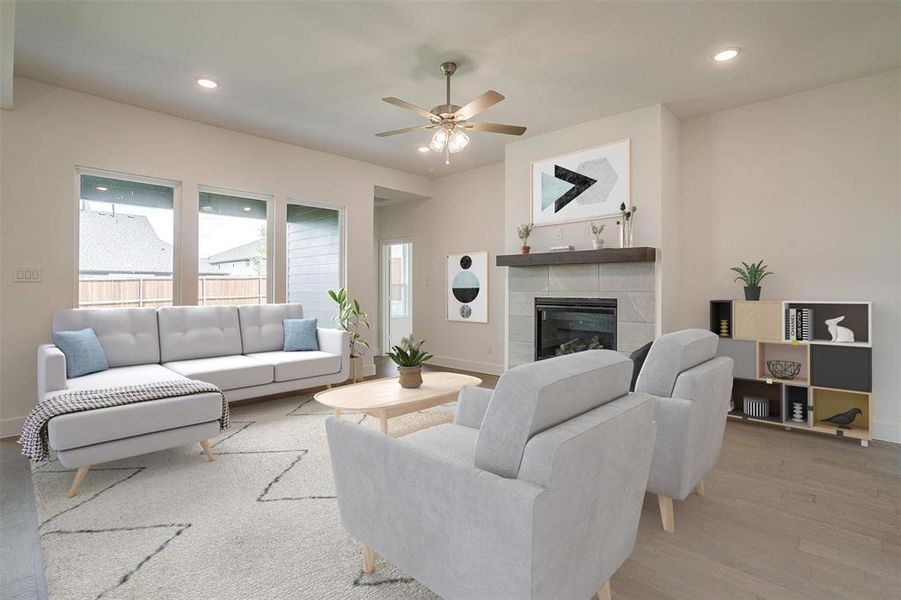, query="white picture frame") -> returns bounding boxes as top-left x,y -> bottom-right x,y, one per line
446,251 -> 488,323
530,138 -> 631,227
